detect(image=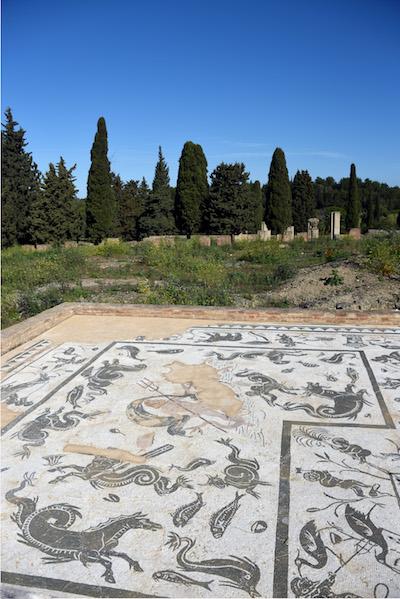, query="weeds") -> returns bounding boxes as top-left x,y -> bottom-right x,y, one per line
2,235 -> 399,328
363,235 -> 400,277
322,269 -> 344,286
